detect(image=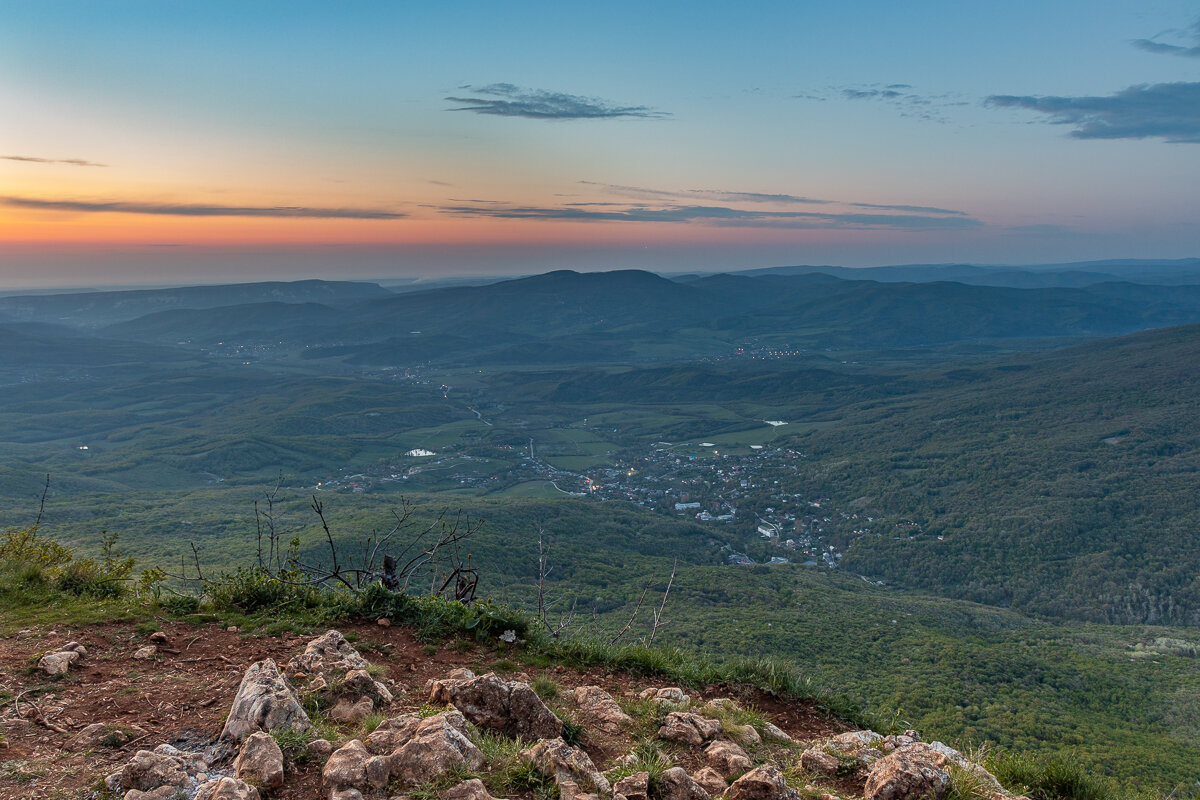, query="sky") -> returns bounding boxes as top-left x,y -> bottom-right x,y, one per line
2,1 -> 1199,287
